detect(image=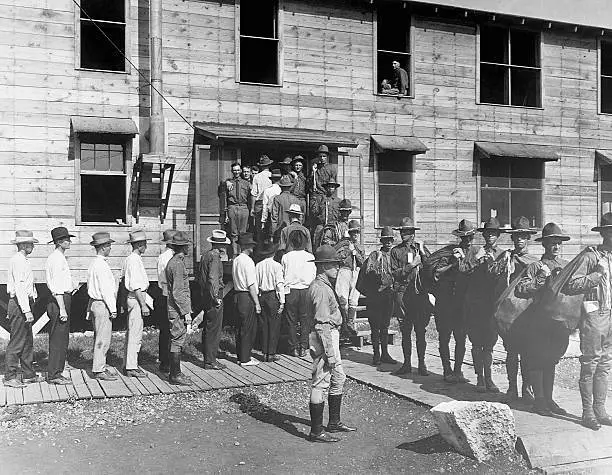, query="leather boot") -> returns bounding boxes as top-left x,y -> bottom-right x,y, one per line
440,343 -> 453,381
380,331 -> 398,364
309,403 -> 339,443
520,357 -> 534,402
169,352 -> 192,386
544,365 -> 568,416
579,369 -> 600,430
371,329 -> 381,366
593,374 -> 612,426
483,350 -> 499,393
472,347 -> 486,393
347,307 -> 358,335
529,370 -> 552,416
506,351 -> 519,399
454,337 -> 467,382
416,337 -> 428,376
327,394 -> 357,433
